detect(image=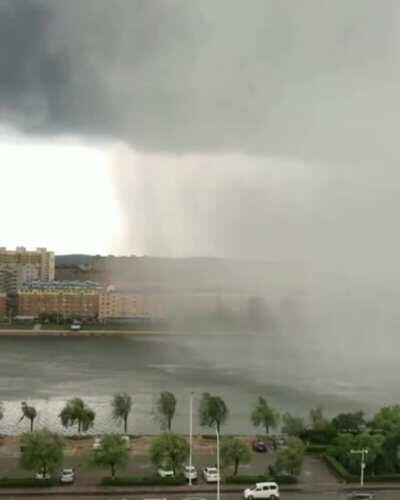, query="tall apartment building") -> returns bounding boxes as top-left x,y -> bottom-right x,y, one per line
98,289 -> 165,320
17,281 -> 102,320
0,247 -> 55,293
